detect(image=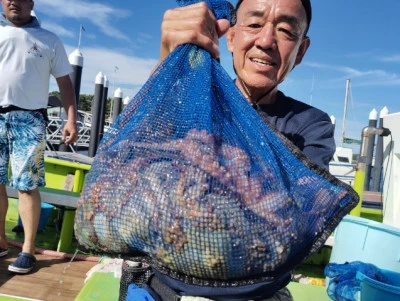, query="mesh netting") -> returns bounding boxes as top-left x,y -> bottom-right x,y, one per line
325,262 -> 392,301
74,0 -> 358,283
119,258 -> 153,301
